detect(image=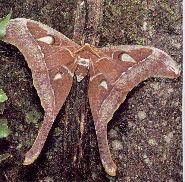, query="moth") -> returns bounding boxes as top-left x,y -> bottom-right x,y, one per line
2,18 -> 180,176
